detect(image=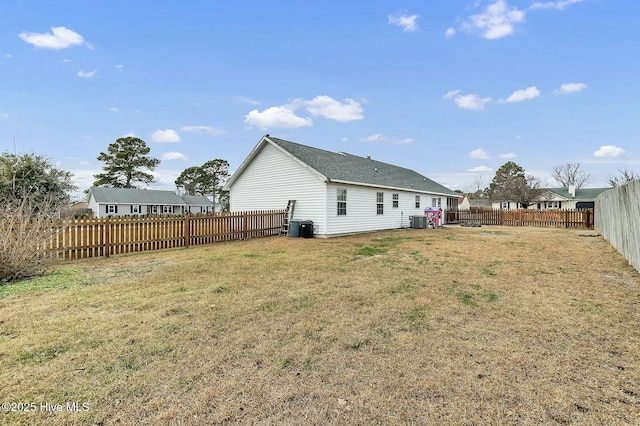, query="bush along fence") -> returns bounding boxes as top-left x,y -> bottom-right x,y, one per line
446,209 -> 594,229
41,210 -> 285,260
